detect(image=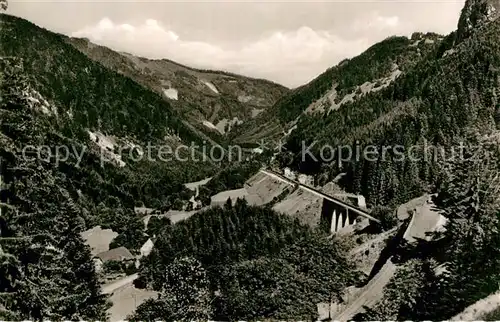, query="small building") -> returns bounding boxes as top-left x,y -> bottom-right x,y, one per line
80,226 -> 118,256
